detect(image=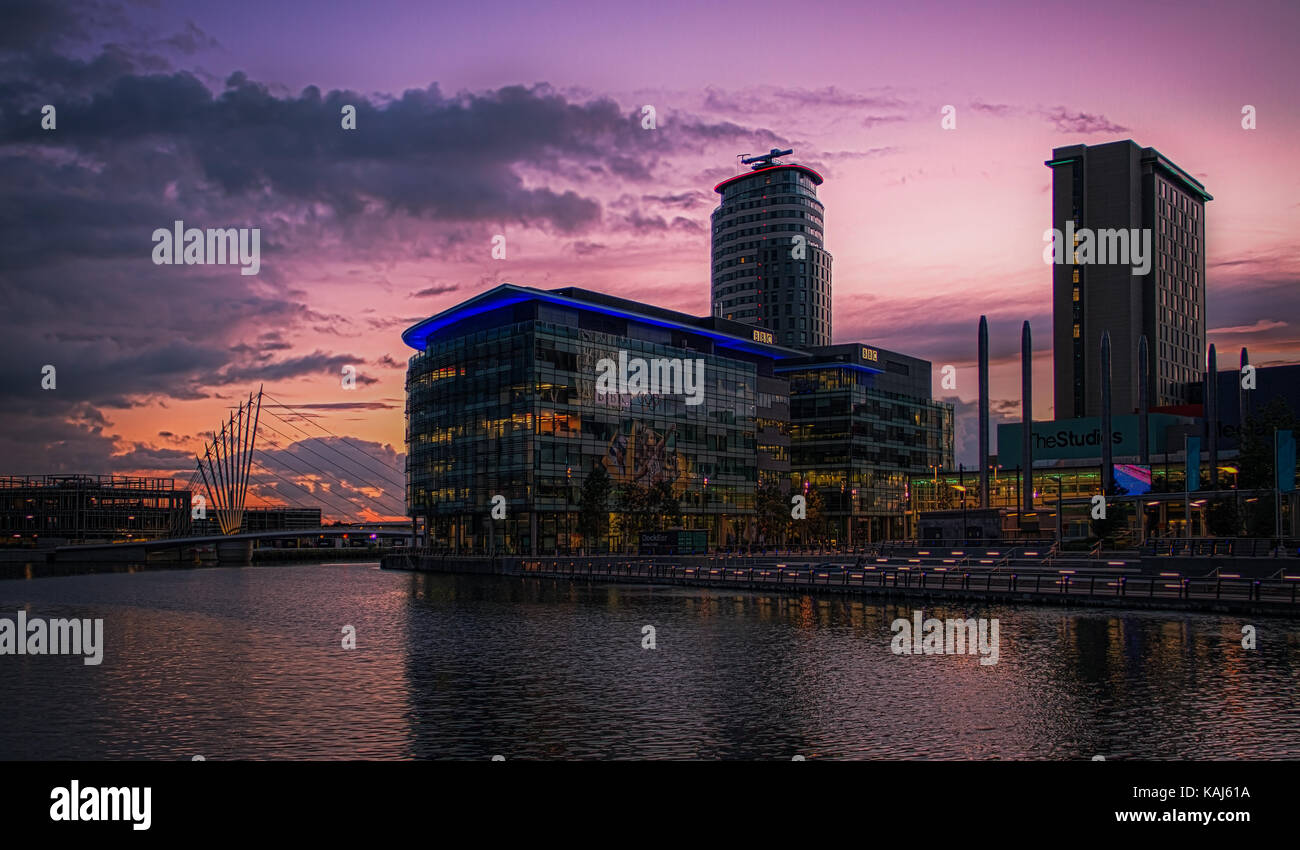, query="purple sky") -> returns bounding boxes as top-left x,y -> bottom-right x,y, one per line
2,0 -> 1297,518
